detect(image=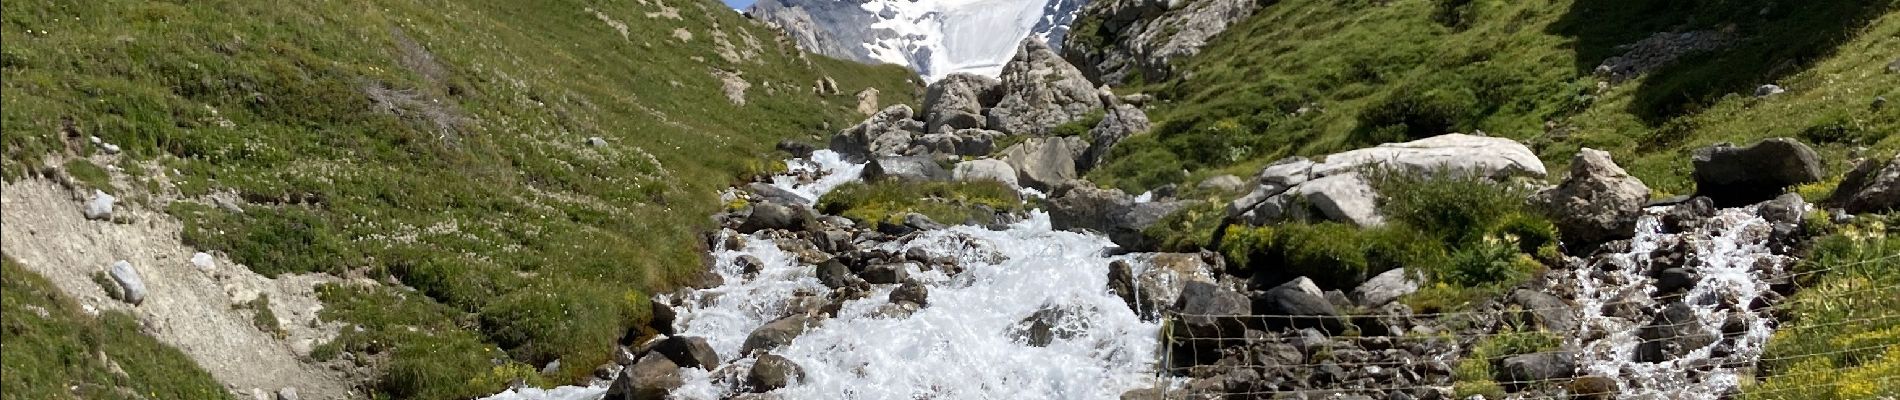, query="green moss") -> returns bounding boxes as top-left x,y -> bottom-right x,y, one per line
2,257 -> 234,400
